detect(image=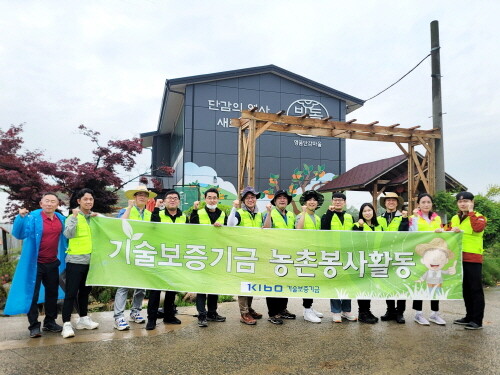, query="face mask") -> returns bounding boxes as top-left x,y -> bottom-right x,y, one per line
206,204 -> 218,210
